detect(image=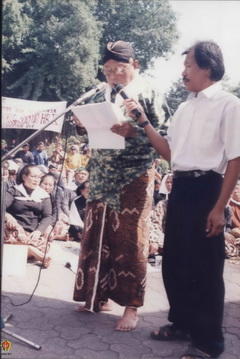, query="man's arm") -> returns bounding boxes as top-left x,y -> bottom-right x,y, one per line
206,157 -> 240,237
142,122 -> 171,162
